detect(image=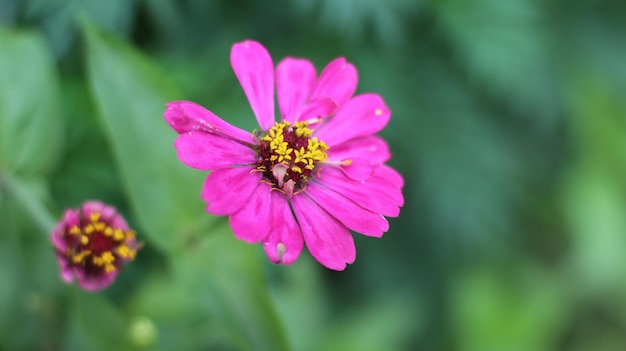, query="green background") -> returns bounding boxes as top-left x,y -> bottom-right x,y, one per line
1,0 -> 626,350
